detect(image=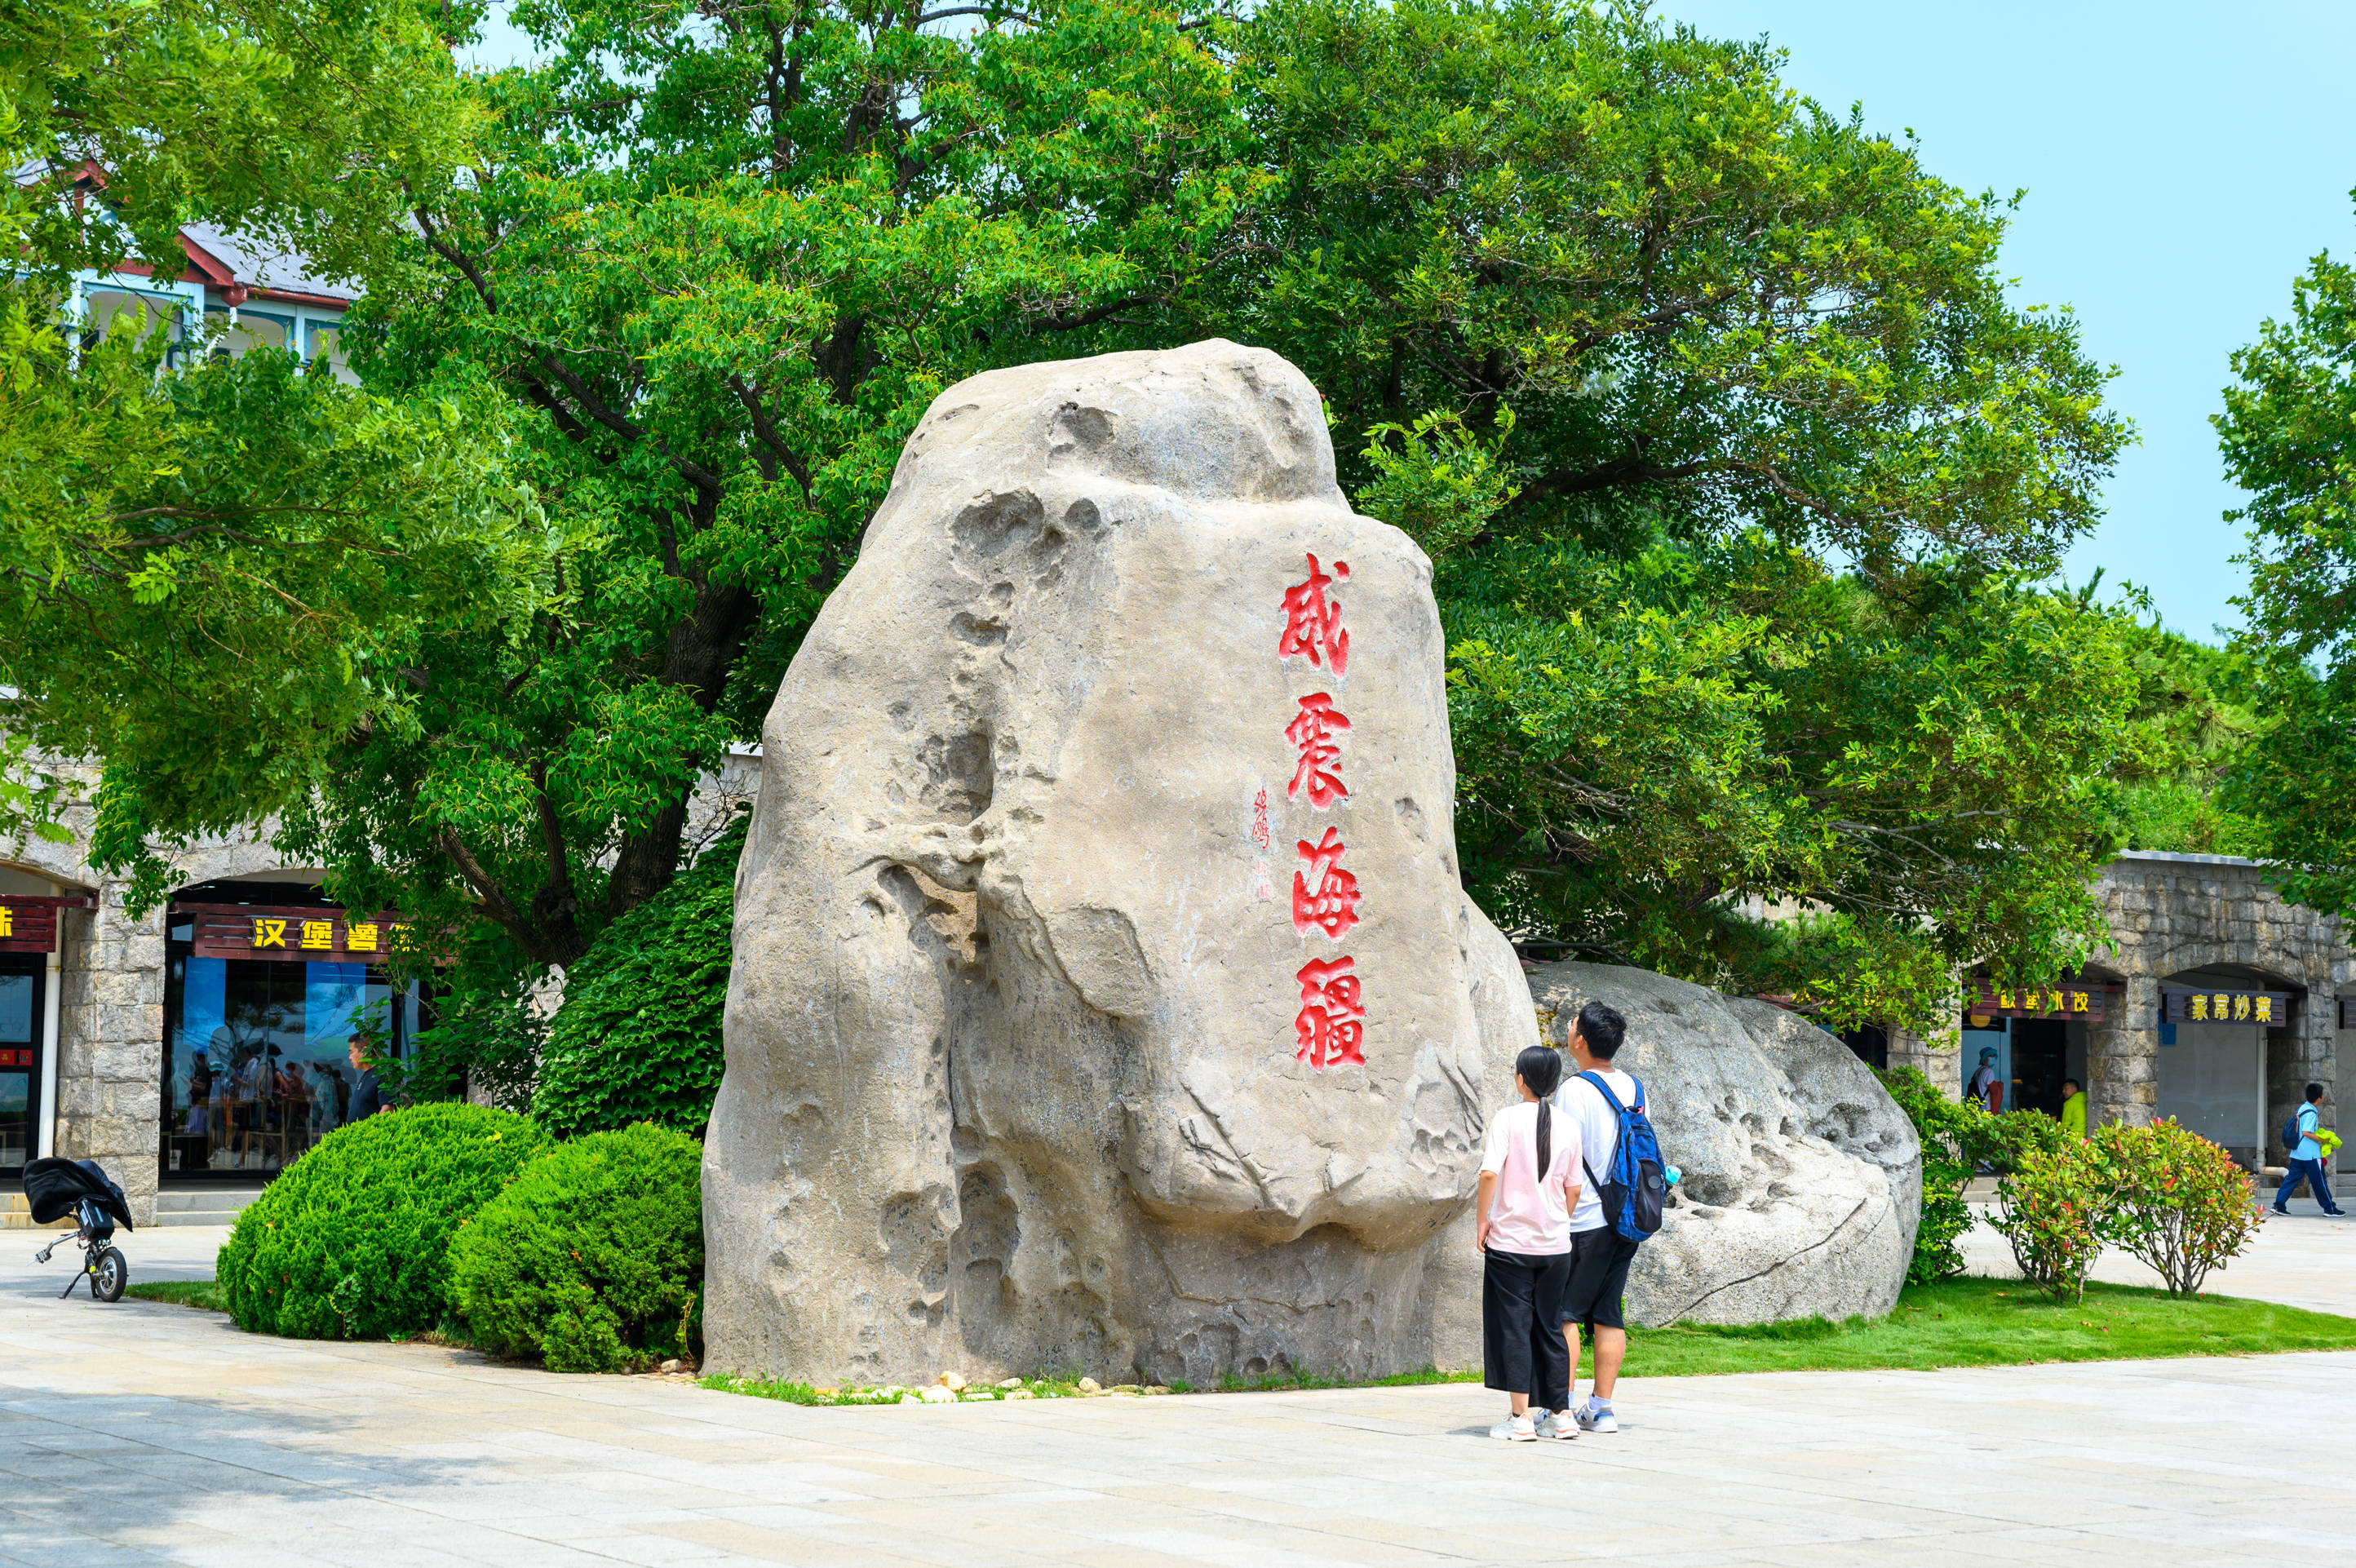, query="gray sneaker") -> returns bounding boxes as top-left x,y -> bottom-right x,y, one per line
1534,1411 -> 1578,1440
1574,1400 -> 1619,1433
1488,1414 -> 1537,1442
